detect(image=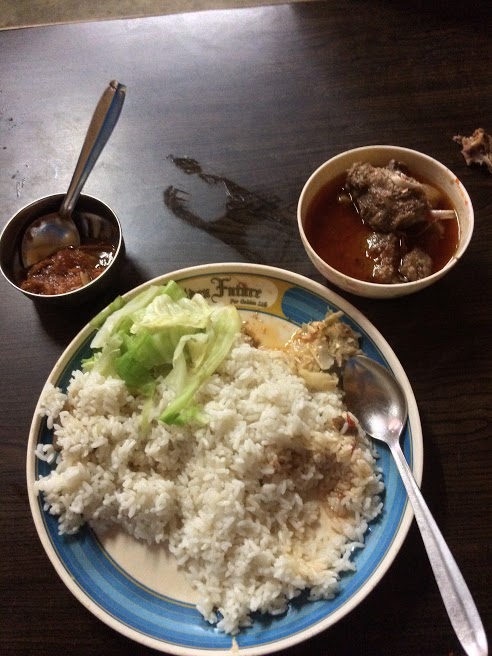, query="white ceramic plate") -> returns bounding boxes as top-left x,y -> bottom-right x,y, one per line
27,263 -> 423,654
